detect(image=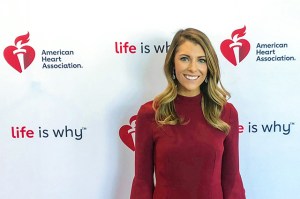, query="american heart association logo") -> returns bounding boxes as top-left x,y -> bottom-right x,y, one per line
119,115 -> 137,151
3,32 -> 35,73
220,26 -> 250,66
